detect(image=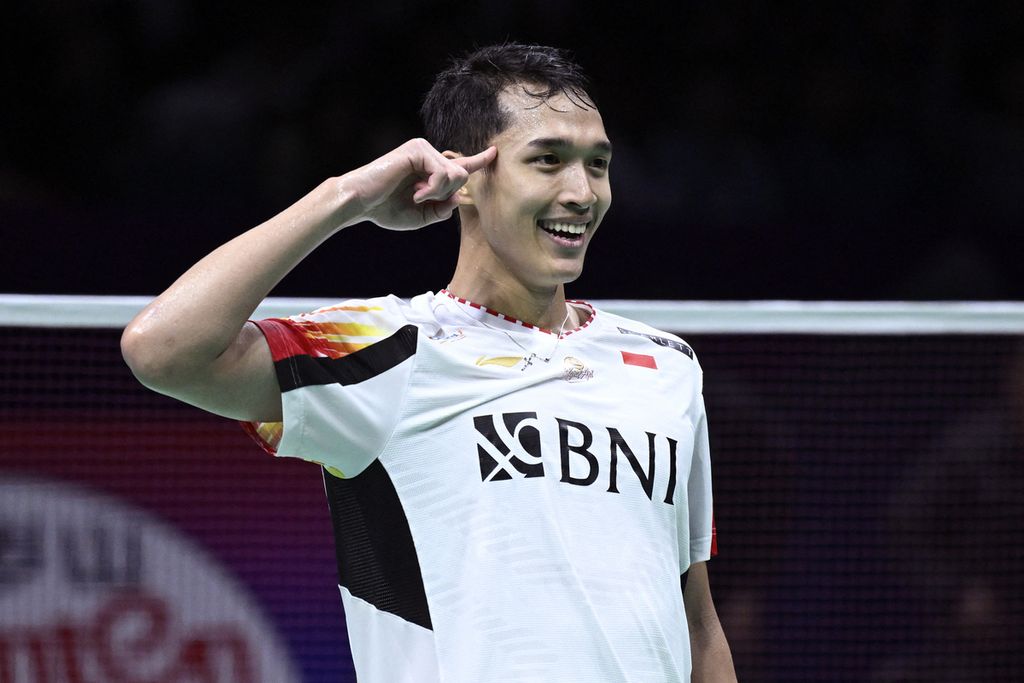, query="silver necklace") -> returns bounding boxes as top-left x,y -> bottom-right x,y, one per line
448,297 -> 576,371
488,308 -> 573,370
